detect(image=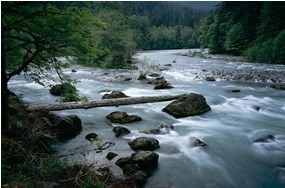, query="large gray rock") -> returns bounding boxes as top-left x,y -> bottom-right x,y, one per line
113,126 -> 131,137
130,151 -> 159,170
162,93 -> 211,118
129,137 -> 160,151
102,91 -> 129,99
106,111 -> 142,124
